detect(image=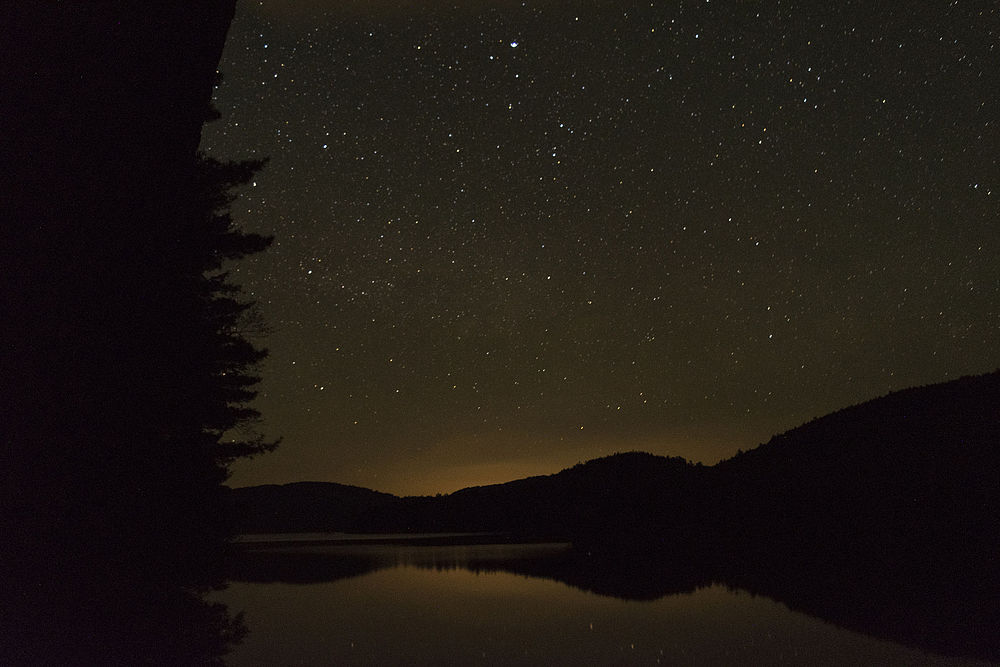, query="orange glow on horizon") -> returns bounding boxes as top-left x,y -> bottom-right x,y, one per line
356,431 -> 751,497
